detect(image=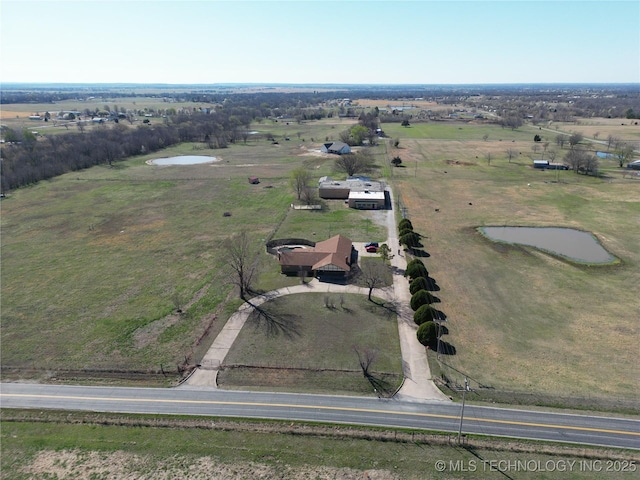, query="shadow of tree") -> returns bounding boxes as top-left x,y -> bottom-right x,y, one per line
411,249 -> 430,258
391,266 -> 405,276
423,277 -> 441,292
427,308 -> 447,321
366,373 -> 397,397
438,341 -> 456,355
462,446 -> 515,480
246,301 -> 301,339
